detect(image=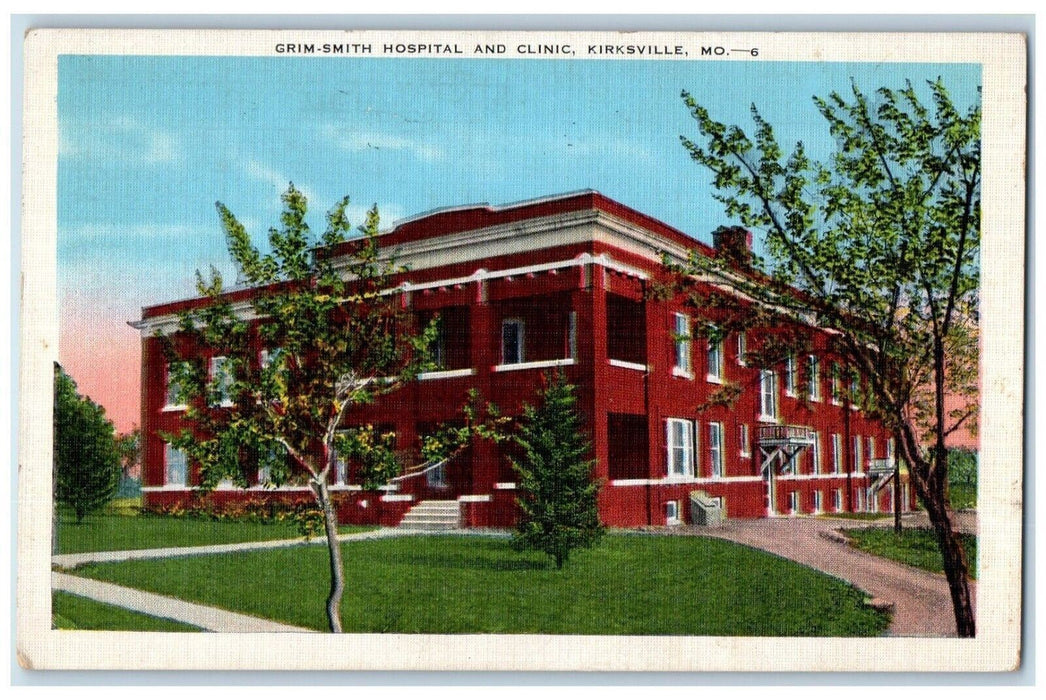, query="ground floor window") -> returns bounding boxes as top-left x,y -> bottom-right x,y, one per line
833,488 -> 844,512
856,488 -> 865,512
666,418 -> 695,478
813,491 -> 823,513
165,444 -> 188,486
709,422 -> 724,478
788,491 -> 799,514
